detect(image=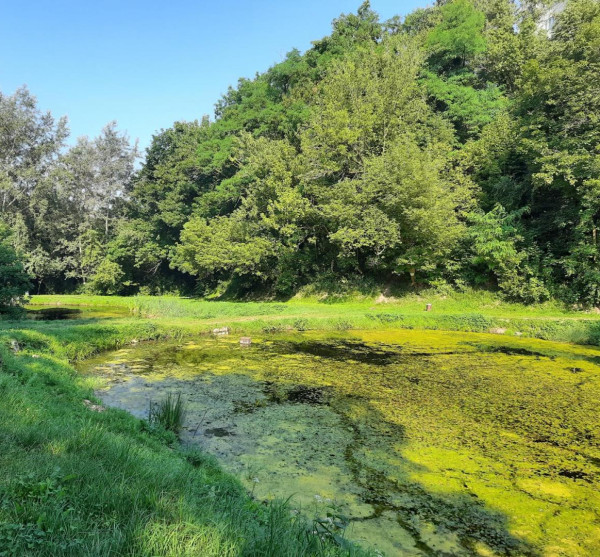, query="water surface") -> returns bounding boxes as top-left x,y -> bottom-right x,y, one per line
26,304 -> 129,320
80,330 -> 600,556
